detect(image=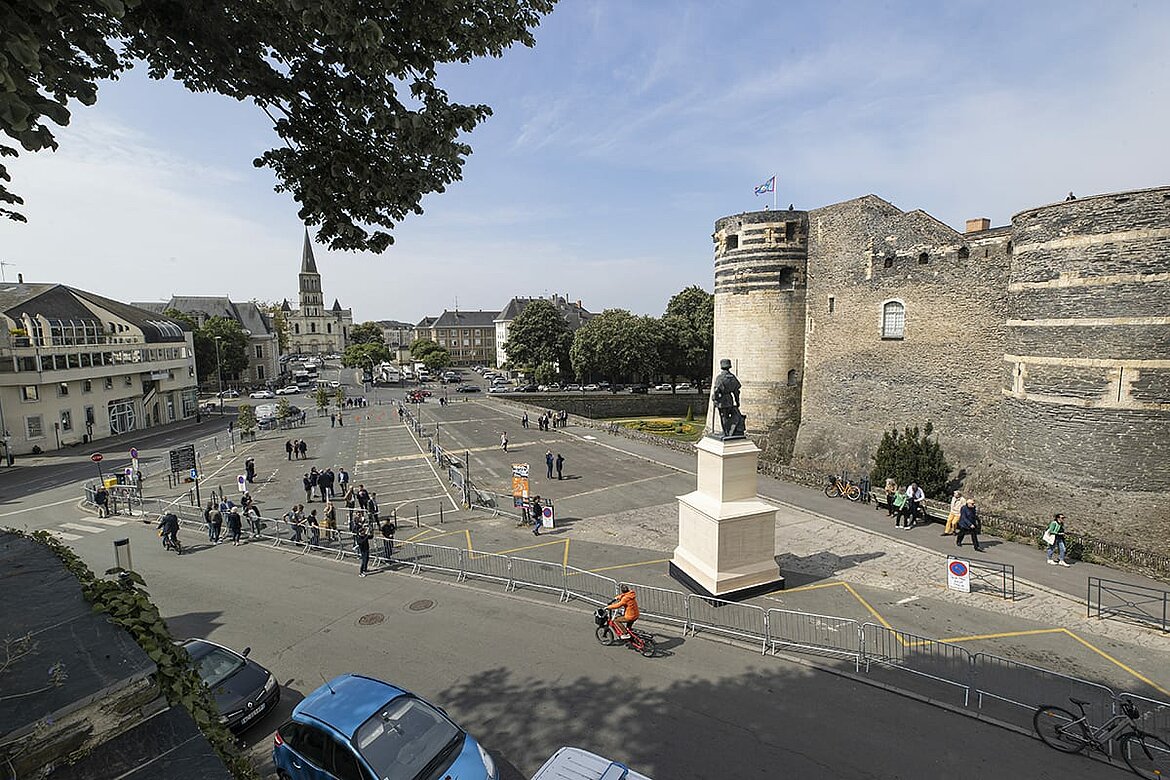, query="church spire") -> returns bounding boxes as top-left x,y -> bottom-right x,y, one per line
301,229 -> 318,274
